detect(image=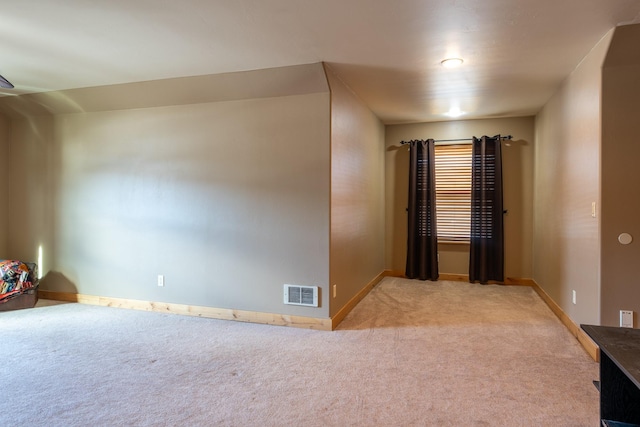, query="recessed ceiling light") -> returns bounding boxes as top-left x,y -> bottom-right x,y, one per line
444,107 -> 465,118
440,58 -> 464,68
